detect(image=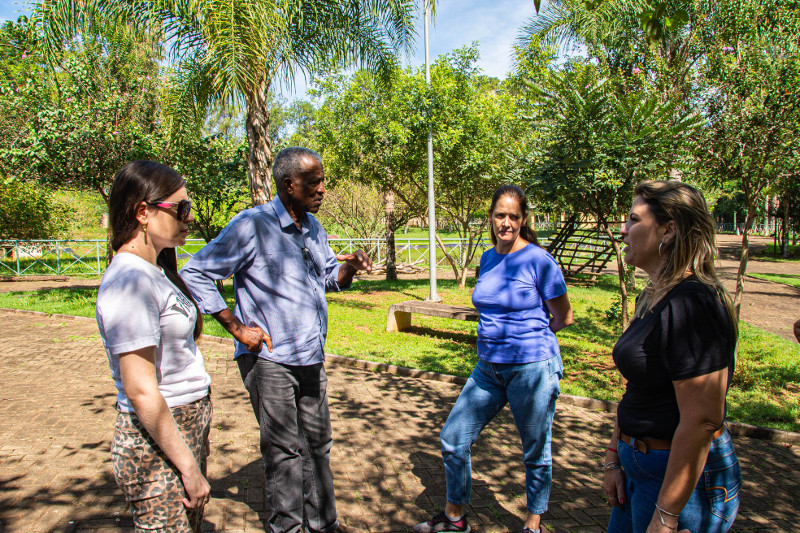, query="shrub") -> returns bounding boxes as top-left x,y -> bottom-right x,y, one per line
0,179 -> 69,239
